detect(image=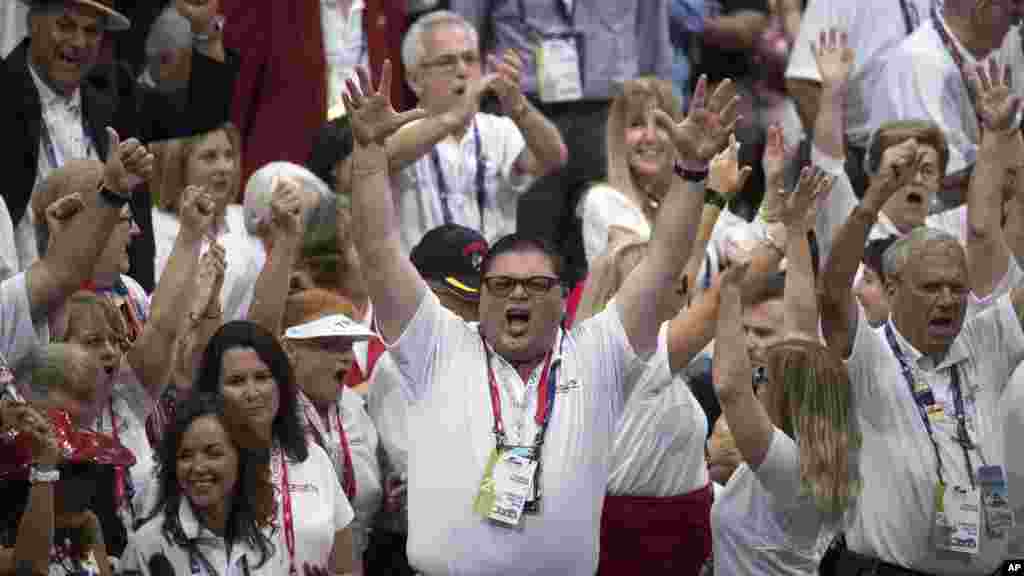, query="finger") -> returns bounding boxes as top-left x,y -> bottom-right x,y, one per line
105,127 -> 121,160
828,27 -> 837,52
650,108 -> 679,136
388,108 -> 431,133
1005,62 -> 1013,90
817,29 -> 827,56
345,77 -> 363,107
379,59 -> 393,99
840,30 -> 849,51
717,94 -> 741,128
977,64 -> 992,94
356,66 -> 373,97
736,166 -> 753,192
708,78 -> 736,113
689,75 -> 708,115
989,58 -> 1001,90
